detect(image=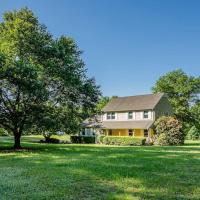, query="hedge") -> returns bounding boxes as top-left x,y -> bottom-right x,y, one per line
102,136 -> 146,146
70,136 -> 96,144
99,135 -> 105,143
